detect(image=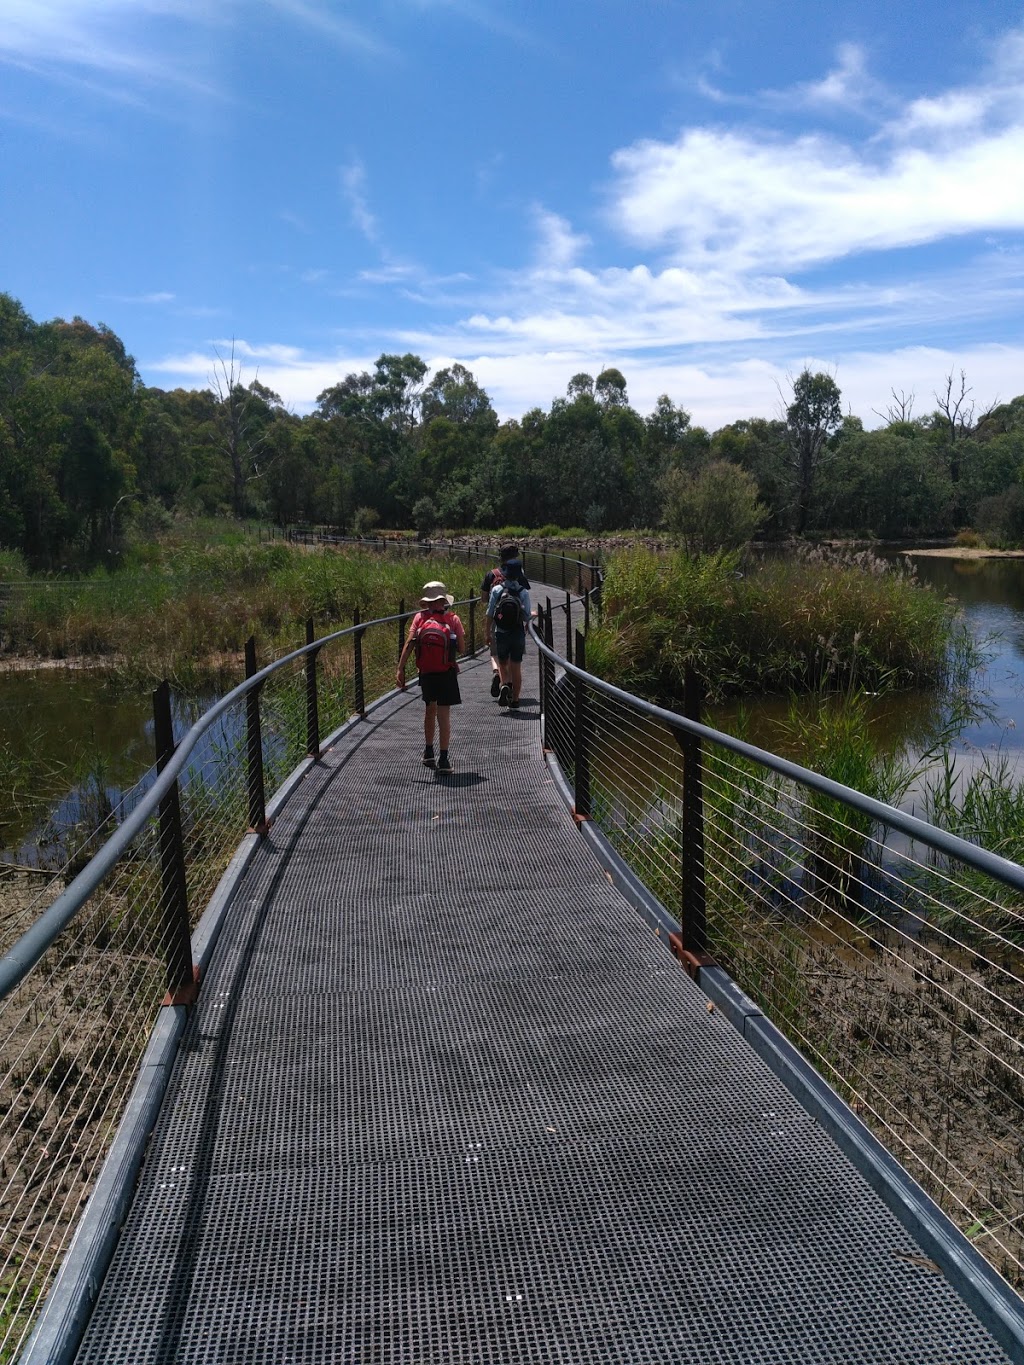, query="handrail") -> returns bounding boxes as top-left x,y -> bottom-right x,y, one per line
0,610 -> 402,999
528,617 -> 1024,897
